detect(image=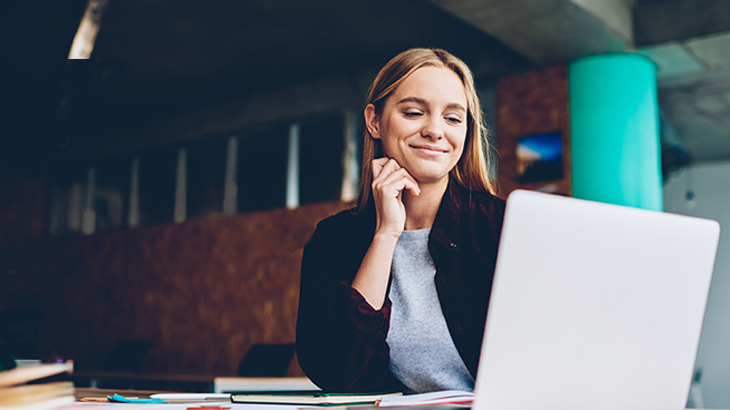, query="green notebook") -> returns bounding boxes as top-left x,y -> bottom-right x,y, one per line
230,390 -> 402,406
